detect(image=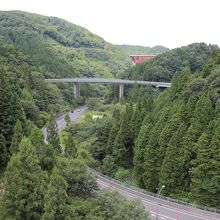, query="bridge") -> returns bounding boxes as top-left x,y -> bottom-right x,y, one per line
46,78 -> 171,99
